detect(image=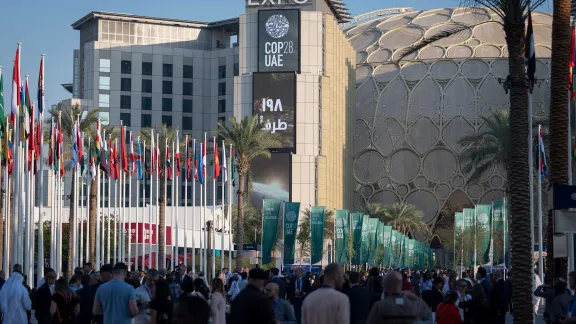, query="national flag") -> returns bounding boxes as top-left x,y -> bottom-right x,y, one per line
72,120 -> 79,165
231,146 -> 236,187
100,129 -> 109,175
6,127 -> 13,175
59,123 -> 65,178
151,130 -> 156,174
136,137 -> 143,180
539,127 -> 547,179
222,141 -> 227,183
197,143 -> 204,185
21,78 -> 31,141
11,48 -> 20,126
27,102 -> 35,172
166,142 -> 172,181
202,136 -> 207,180
175,131 -> 181,177
130,132 -> 135,176
95,119 -> 102,163
525,10 -> 536,88
114,140 -> 120,179
214,139 -> 220,179
121,125 -> 128,173
194,141 -> 198,182
37,56 -> 45,114
48,120 -> 53,167
109,136 -> 116,179
571,26 -> 575,100
156,135 -> 161,177
185,136 -> 191,180
35,120 -> 41,174
89,140 -> 96,181
0,68 -> 6,138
